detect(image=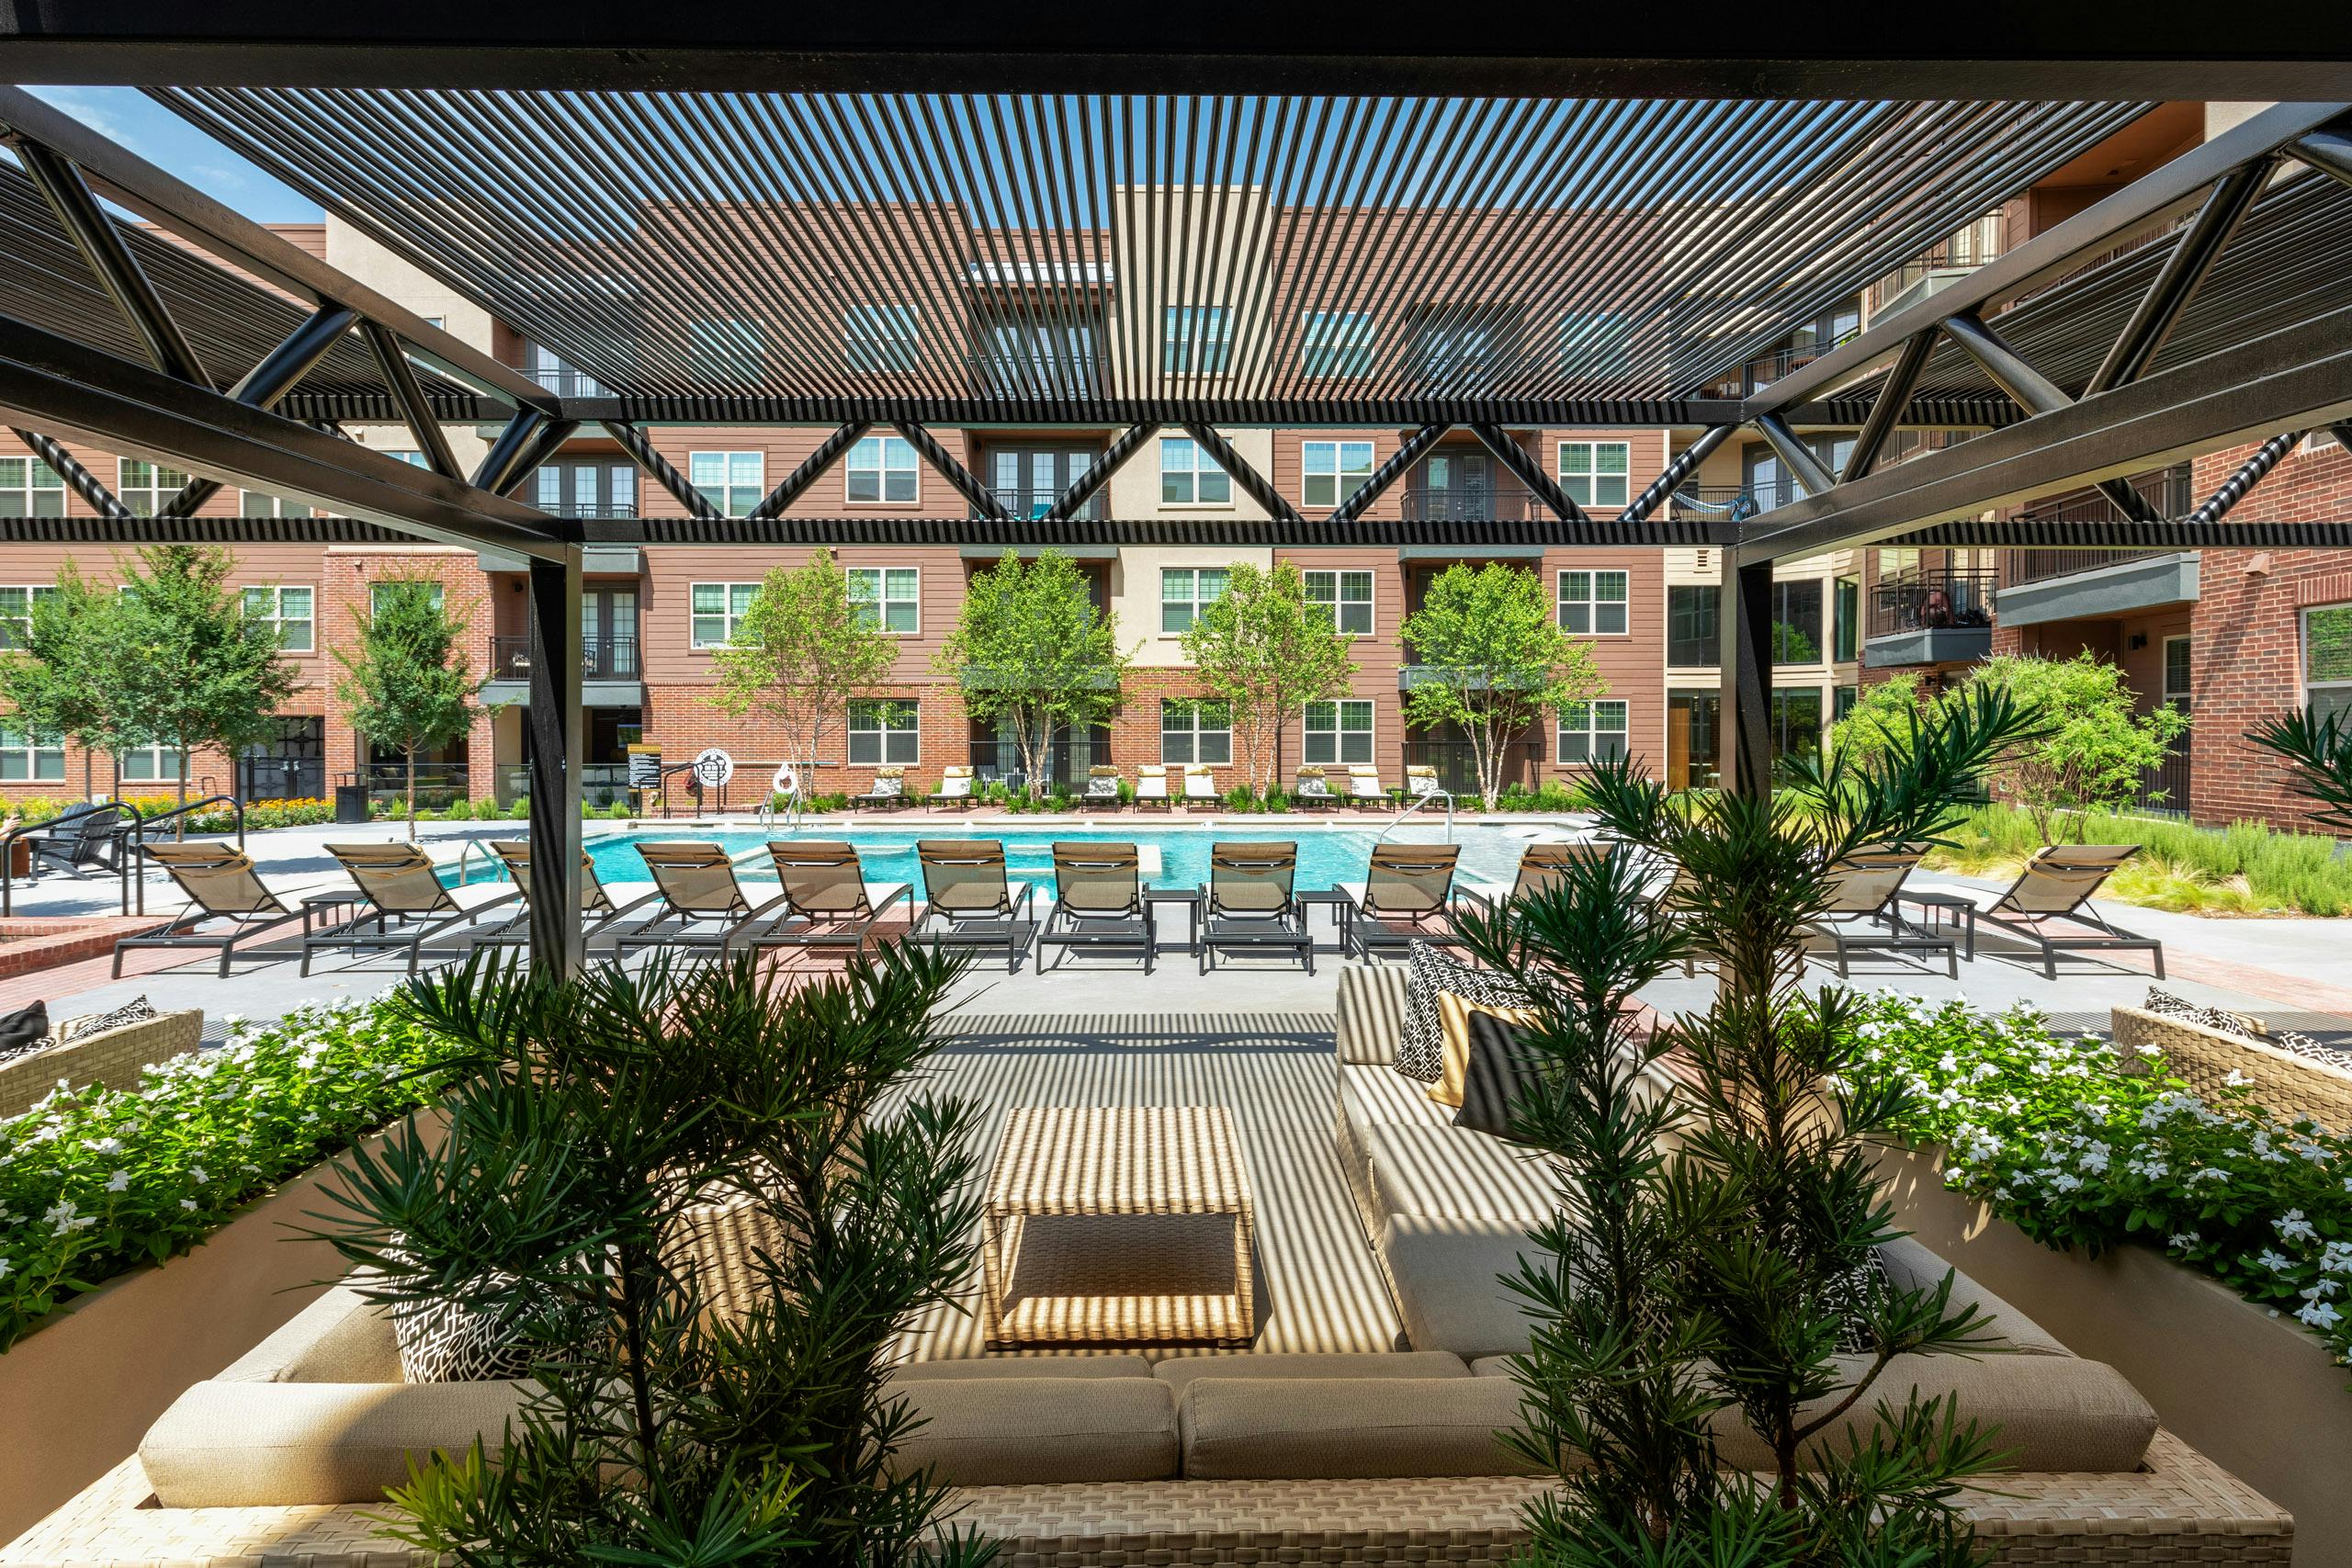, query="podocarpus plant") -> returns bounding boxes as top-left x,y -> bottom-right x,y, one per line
2249,705 -> 2352,834
1454,685 -> 2037,1564
311,946 -> 993,1568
